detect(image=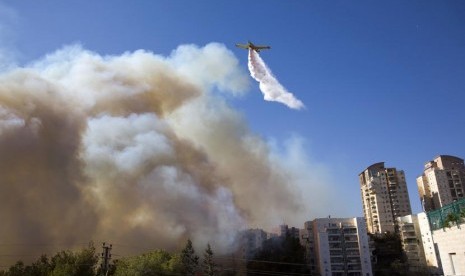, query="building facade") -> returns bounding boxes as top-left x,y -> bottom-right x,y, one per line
238,228 -> 268,260
303,217 -> 372,276
417,155 -> 465,212
279,224 -> 300,239
396,214 -> 427,272
417,212 -> 442,274
427,198 -> 465,275
301,221 -> 317,274
359,162 -> 412,234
